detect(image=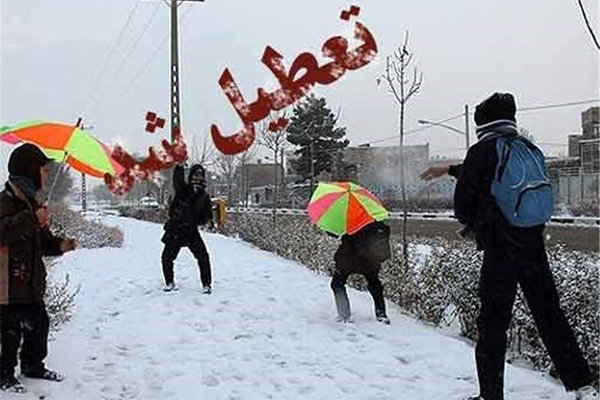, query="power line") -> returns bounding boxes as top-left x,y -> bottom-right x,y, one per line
93,4 -> 194,122
87,2 -> 162,116
80,0 -> 143,113
285,97 -> 600,160
360,97 -> 599,147
518,98 -> 599,112
365,113 -> 464,146
576,0 -> 600,50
